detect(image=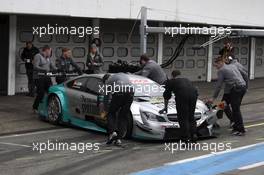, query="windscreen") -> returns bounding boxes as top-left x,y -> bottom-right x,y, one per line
129,77 -> 165,97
